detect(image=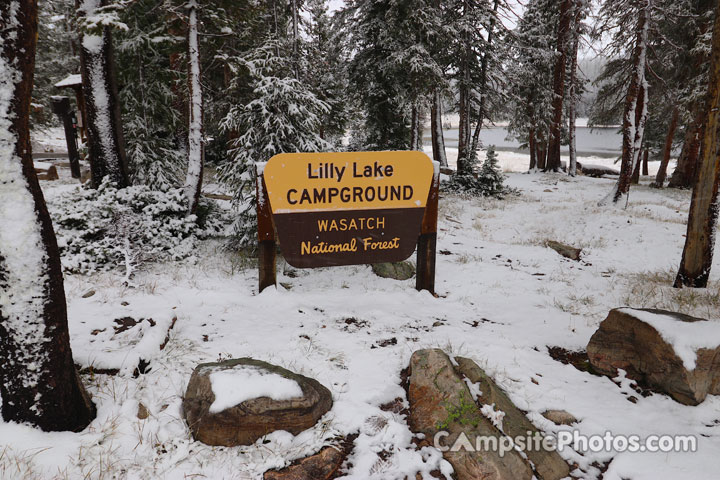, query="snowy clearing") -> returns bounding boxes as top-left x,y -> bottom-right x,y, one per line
1,151 -> 719,480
